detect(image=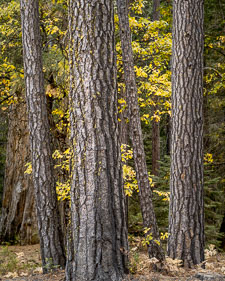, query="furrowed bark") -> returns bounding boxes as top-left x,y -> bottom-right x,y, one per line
20,0 -> 65,272
66,0 -> 128,280
168,0 -> 205,267
0,102 -> 38,245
